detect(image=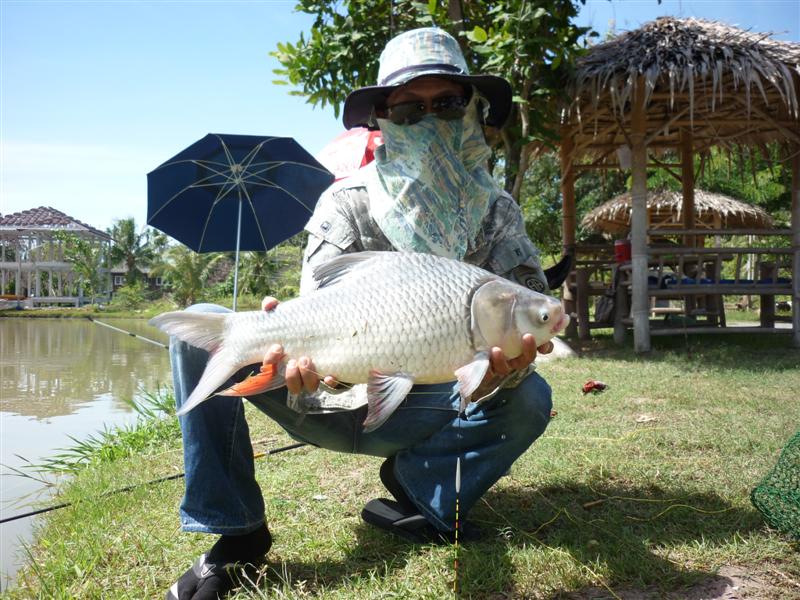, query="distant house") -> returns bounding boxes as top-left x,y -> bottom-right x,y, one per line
0,206 -> 111,306
109,264 -> 164,291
